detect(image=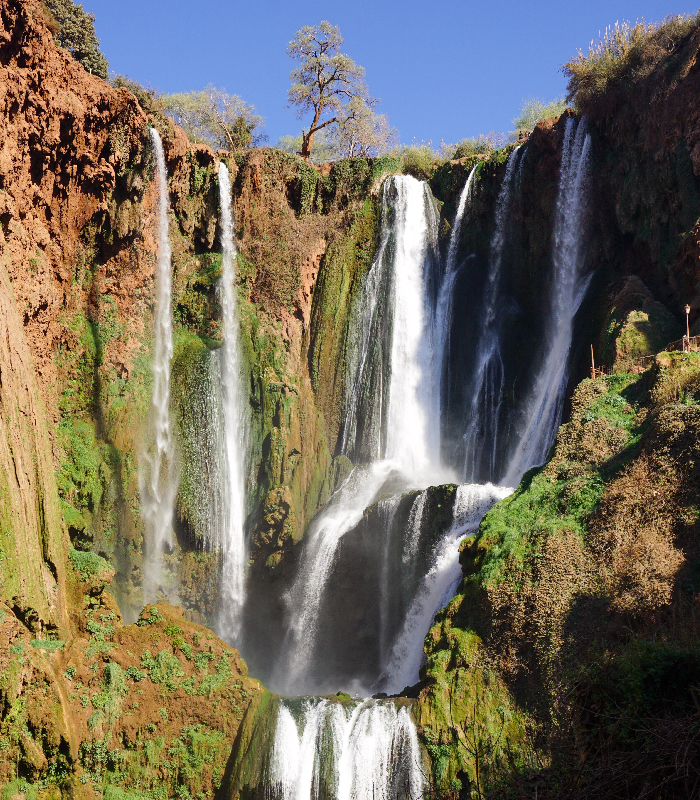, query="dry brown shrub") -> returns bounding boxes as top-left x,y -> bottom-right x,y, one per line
545,415 -> 629,479
589,456 -> 684,614
487,530 -> 594,677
